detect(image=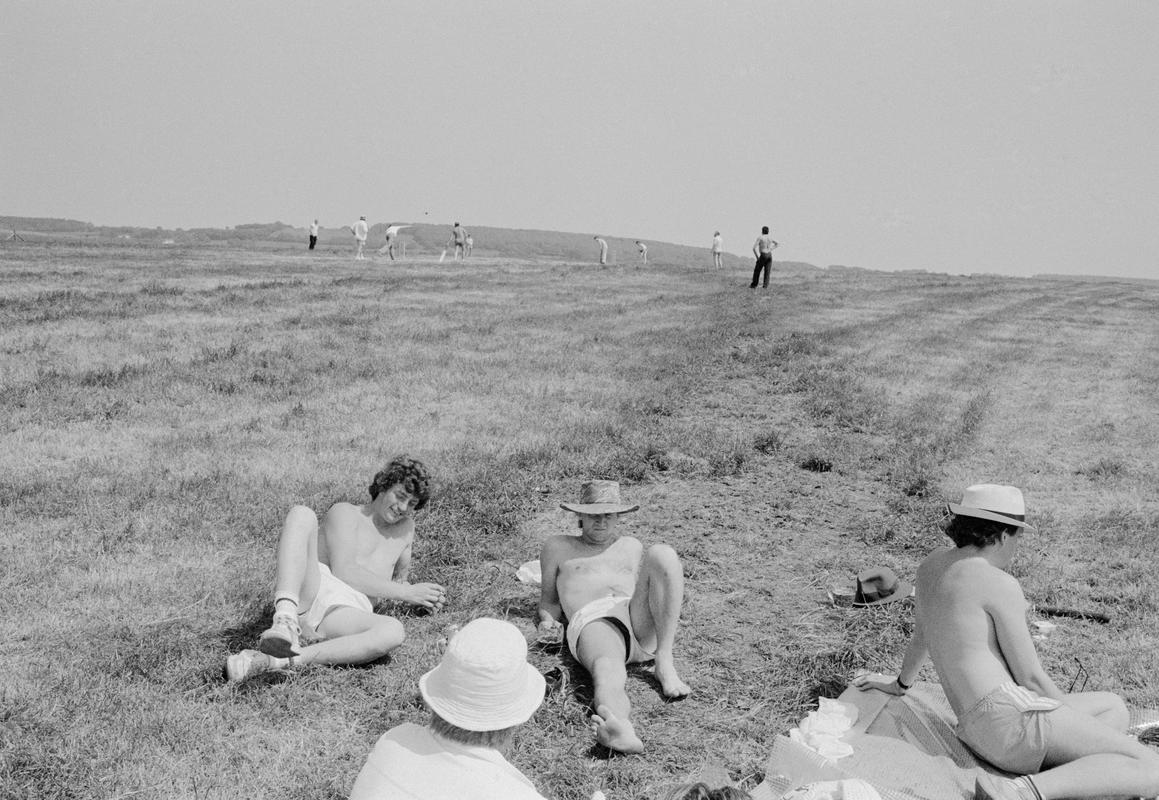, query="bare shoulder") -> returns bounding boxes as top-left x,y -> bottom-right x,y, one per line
978,564 -> 1023,602
541,533 -> 579,558
322,501 -> 365,530
611,535 -> 645,558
